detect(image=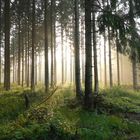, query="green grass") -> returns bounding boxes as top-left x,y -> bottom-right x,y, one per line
0,85 -> 140,140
